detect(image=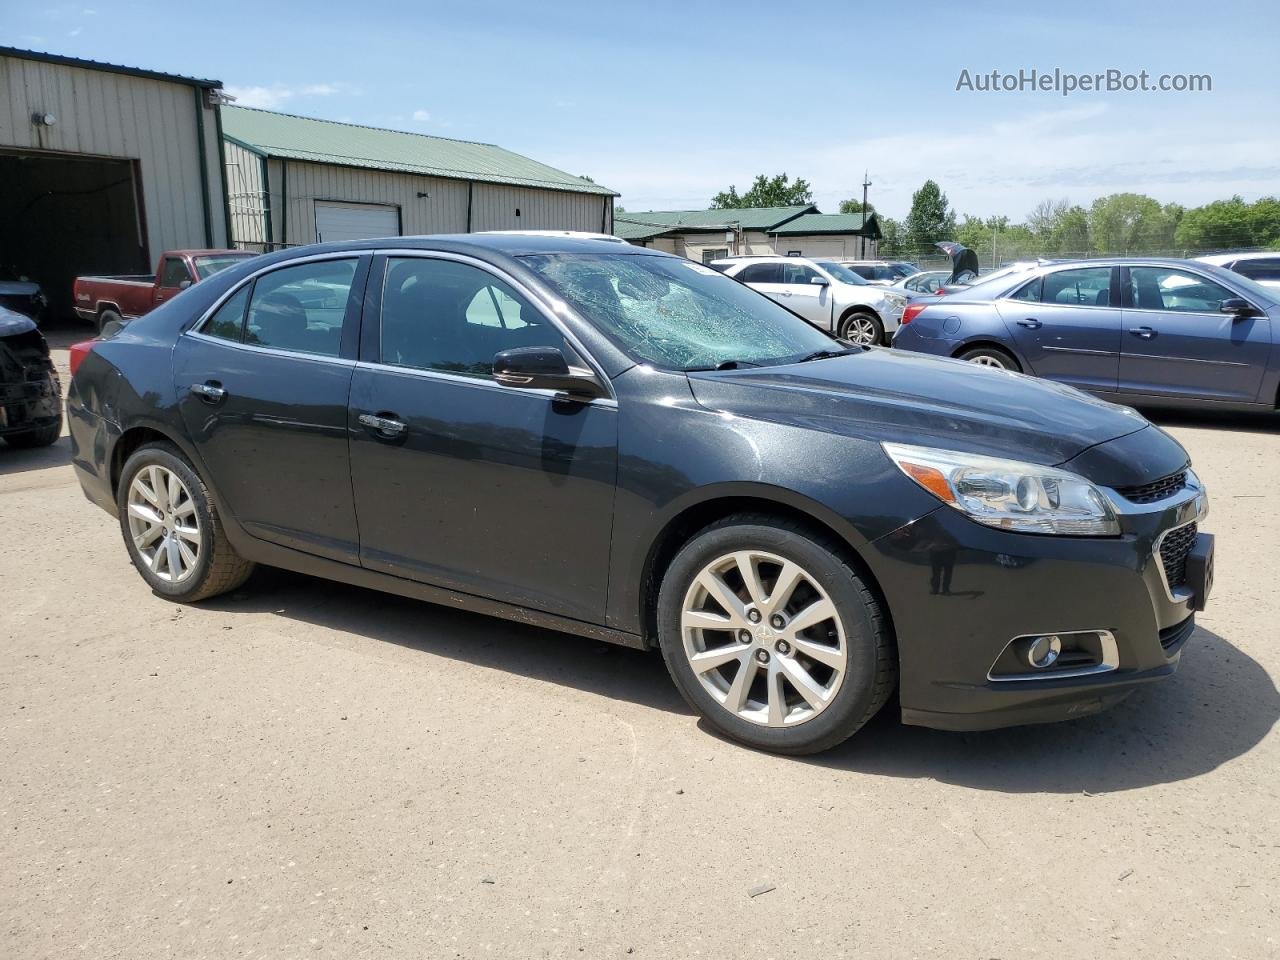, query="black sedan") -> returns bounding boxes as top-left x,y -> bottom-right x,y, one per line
1,305 -> 61,448
67,235 -> 1212,754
